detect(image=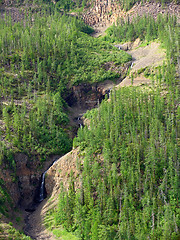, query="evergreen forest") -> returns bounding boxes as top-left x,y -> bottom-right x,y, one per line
0,0 -> 179,239
46,9 -> 179,240
0,8 -> 131,162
